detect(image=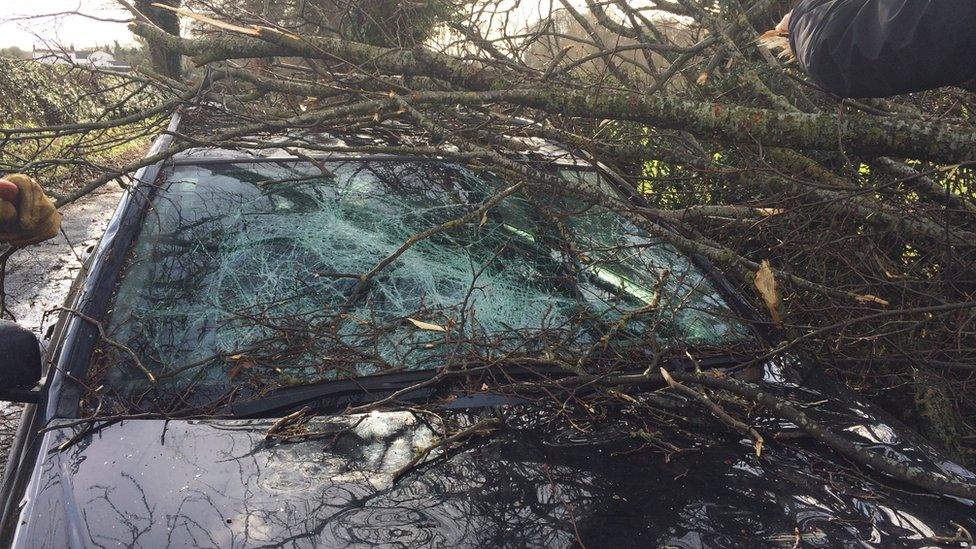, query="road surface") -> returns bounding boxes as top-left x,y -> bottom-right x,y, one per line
0,183 -> 124,464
